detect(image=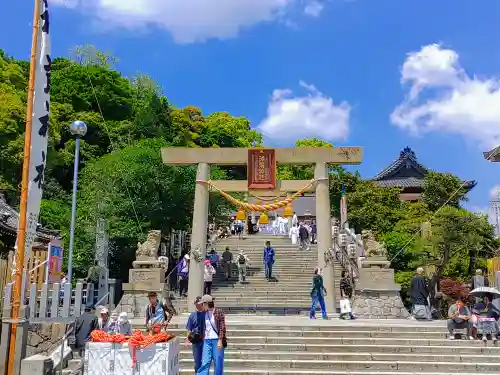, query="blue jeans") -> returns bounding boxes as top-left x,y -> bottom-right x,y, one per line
192,342 -> 203,372
310,294 -> 327,318
196,339 -> 224,375
265,263 -> 273,279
